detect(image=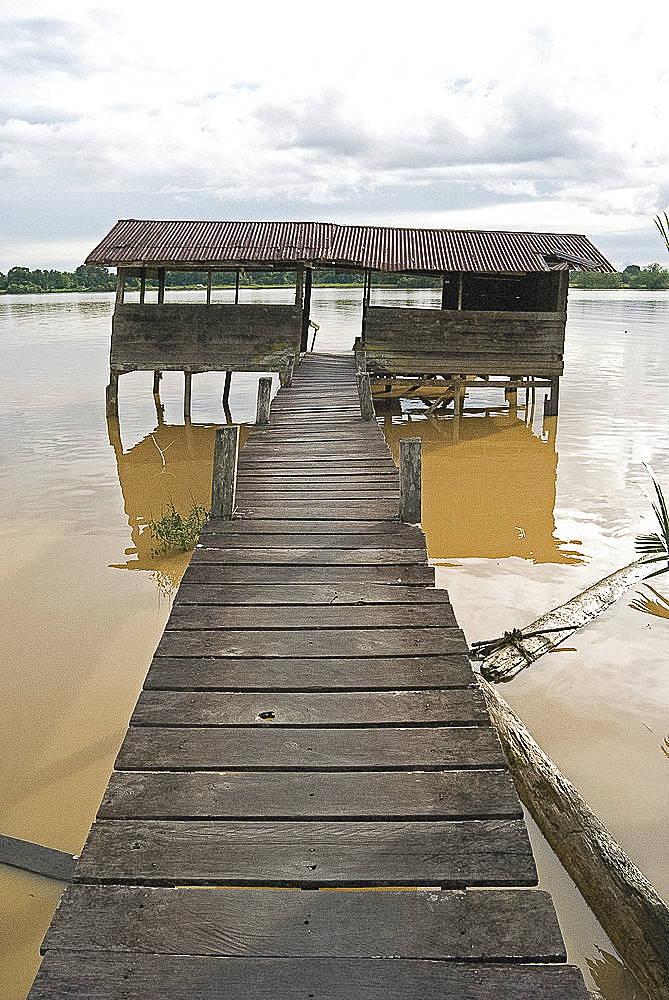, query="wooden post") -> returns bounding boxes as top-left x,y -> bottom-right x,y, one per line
139,269 -> 146,304
235,270 -> 240,304
399,437 -> 421,524
157,268 -> 166,304
114,269 -> 126,309
105,370 -> 119,418
184,371 -> 192,421
356,373 -> 375,422
295,266 -> 304,306
300,266 -> 312,352
206,270 -> 212,305
544,376 -> 560,418
279,356 -> 295,388
478,674 -> 669,1000
354,337 -> 366,373
152,370 -> 162,394
256,376 -> 272,424
211,425 -> 239,520
222,370 -> 232,406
